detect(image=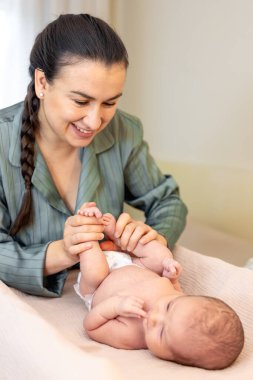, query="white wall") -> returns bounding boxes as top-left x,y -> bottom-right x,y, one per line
113,0 -> 253,243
